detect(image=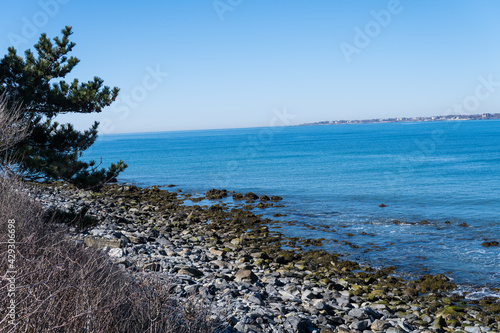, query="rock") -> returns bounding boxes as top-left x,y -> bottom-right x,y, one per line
247,294 -> 262,305
481,241 -> 499,247
178,267 -> 203,277
464,326 -> 482,333
84,236 -> 123,249
209,247 -> 224,257
279,290 -> 300,302
379,203 -> 387,207
232,193 -> 244,200
157,237 -> 171,246
348,308 -> 368,320
234,269 -> 258,283
336,326 -> 353,333
125,233 -> 146,244
432,316 -> 446,332
244,192 -> 259,200
206,189 -> 228,200
371,319 -> 392,331
350,319 -> 371,331
386,327 -> 406,333
260,195 -> 270,201
108,248 -> 123,258
270,195 -> 283,202
284,316 -> 309,333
